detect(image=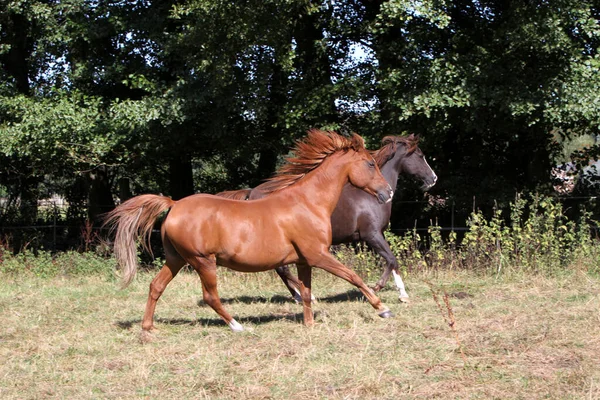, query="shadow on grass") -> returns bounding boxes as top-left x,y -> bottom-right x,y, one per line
201,294 -> 293,305
115,289 -> 370,330
115,311 -> 309,330
318,289 -> 366,303
210,289 -> 367,306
